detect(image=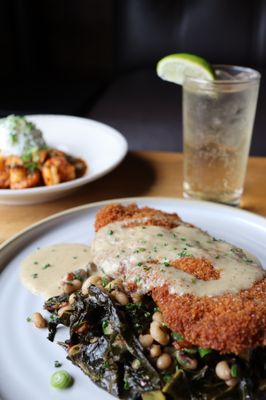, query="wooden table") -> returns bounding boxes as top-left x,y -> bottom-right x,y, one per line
0,151 -> 265,243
